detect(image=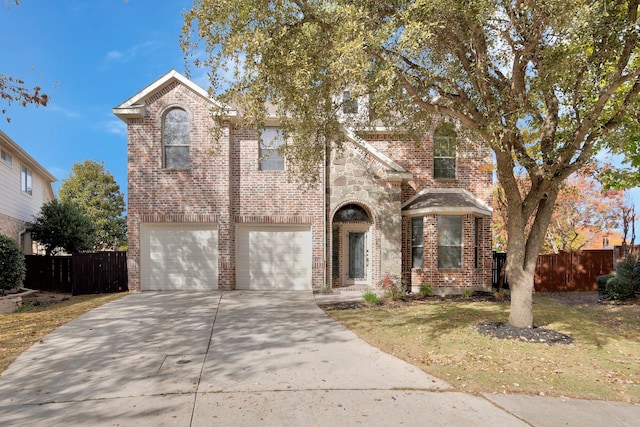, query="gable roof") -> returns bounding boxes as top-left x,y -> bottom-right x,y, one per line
113,69 -> 237,120
402,188 -> 492,216
343,127 -> 413,182
0,129 -> 57,183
